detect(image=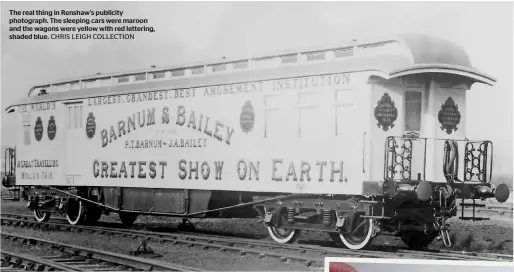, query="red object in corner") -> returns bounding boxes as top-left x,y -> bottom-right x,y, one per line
329,262 -> 358,272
